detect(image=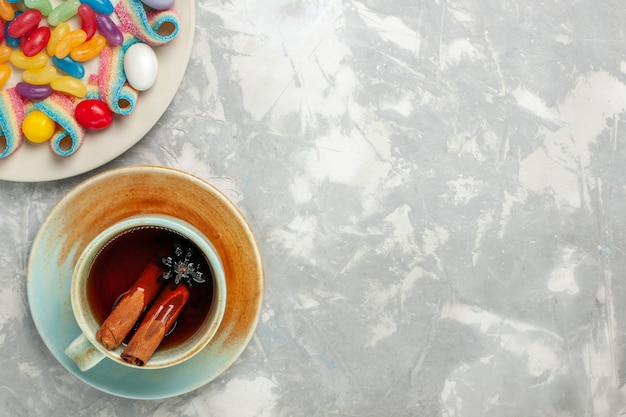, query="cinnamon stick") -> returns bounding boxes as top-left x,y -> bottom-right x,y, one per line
95,260 -> 164,350
121,283 -> 190,366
